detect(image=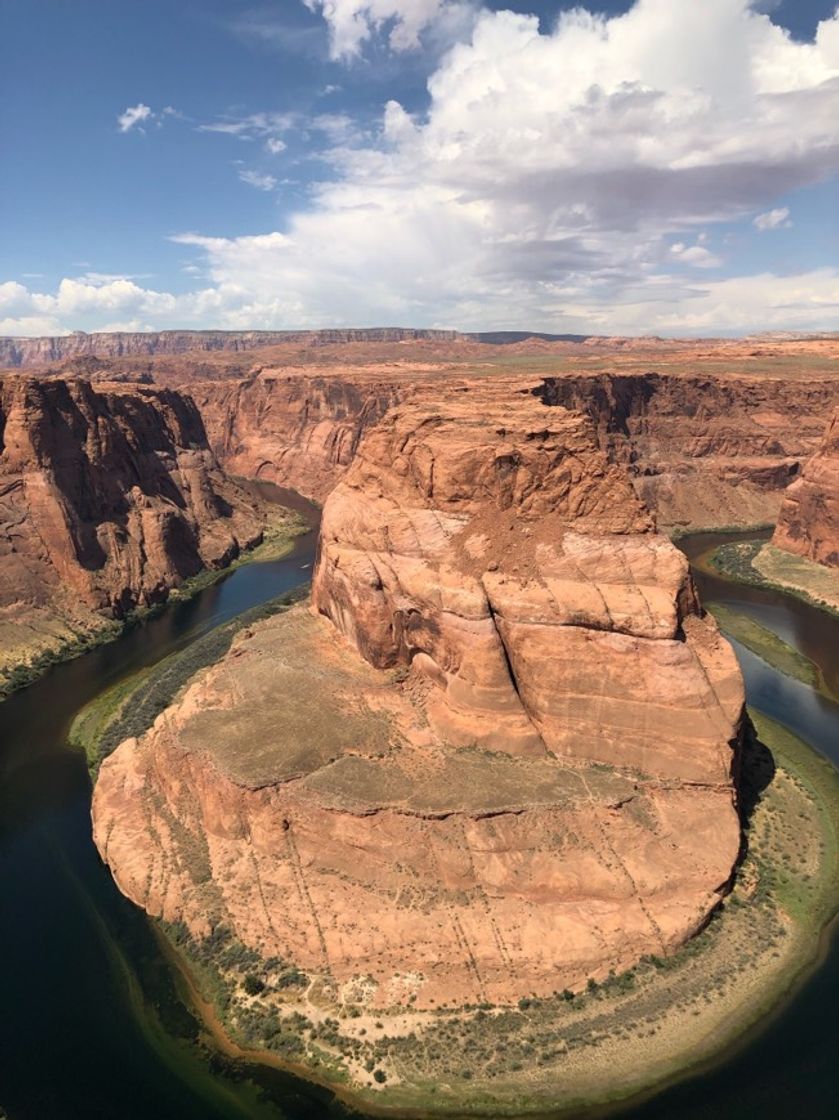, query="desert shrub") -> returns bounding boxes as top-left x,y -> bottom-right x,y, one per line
243,973 -> 266,996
